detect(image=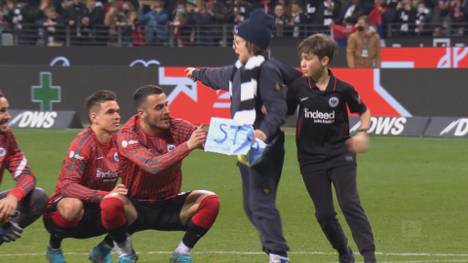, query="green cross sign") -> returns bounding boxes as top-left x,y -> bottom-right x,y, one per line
32,72 -> 61,111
